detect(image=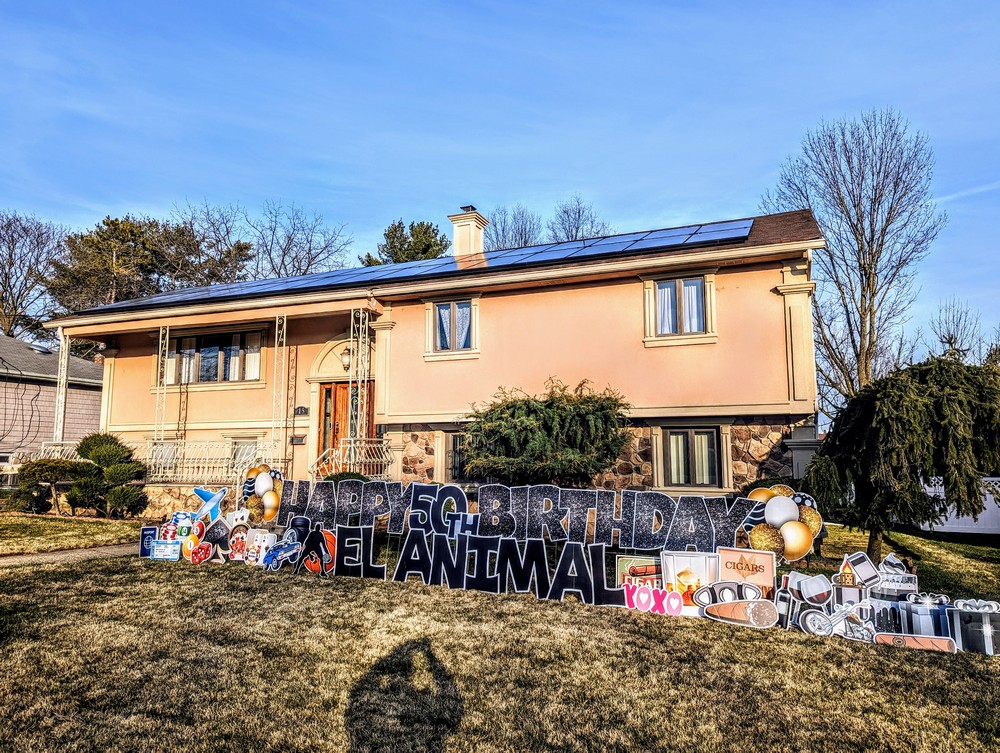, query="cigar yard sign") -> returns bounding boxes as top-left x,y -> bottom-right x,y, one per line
144,476 -> 999,656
